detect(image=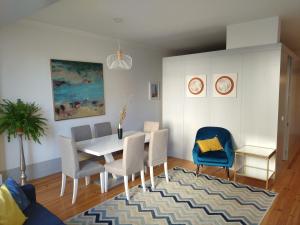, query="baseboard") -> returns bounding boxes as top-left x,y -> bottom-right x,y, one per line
0,158 -> 61,182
